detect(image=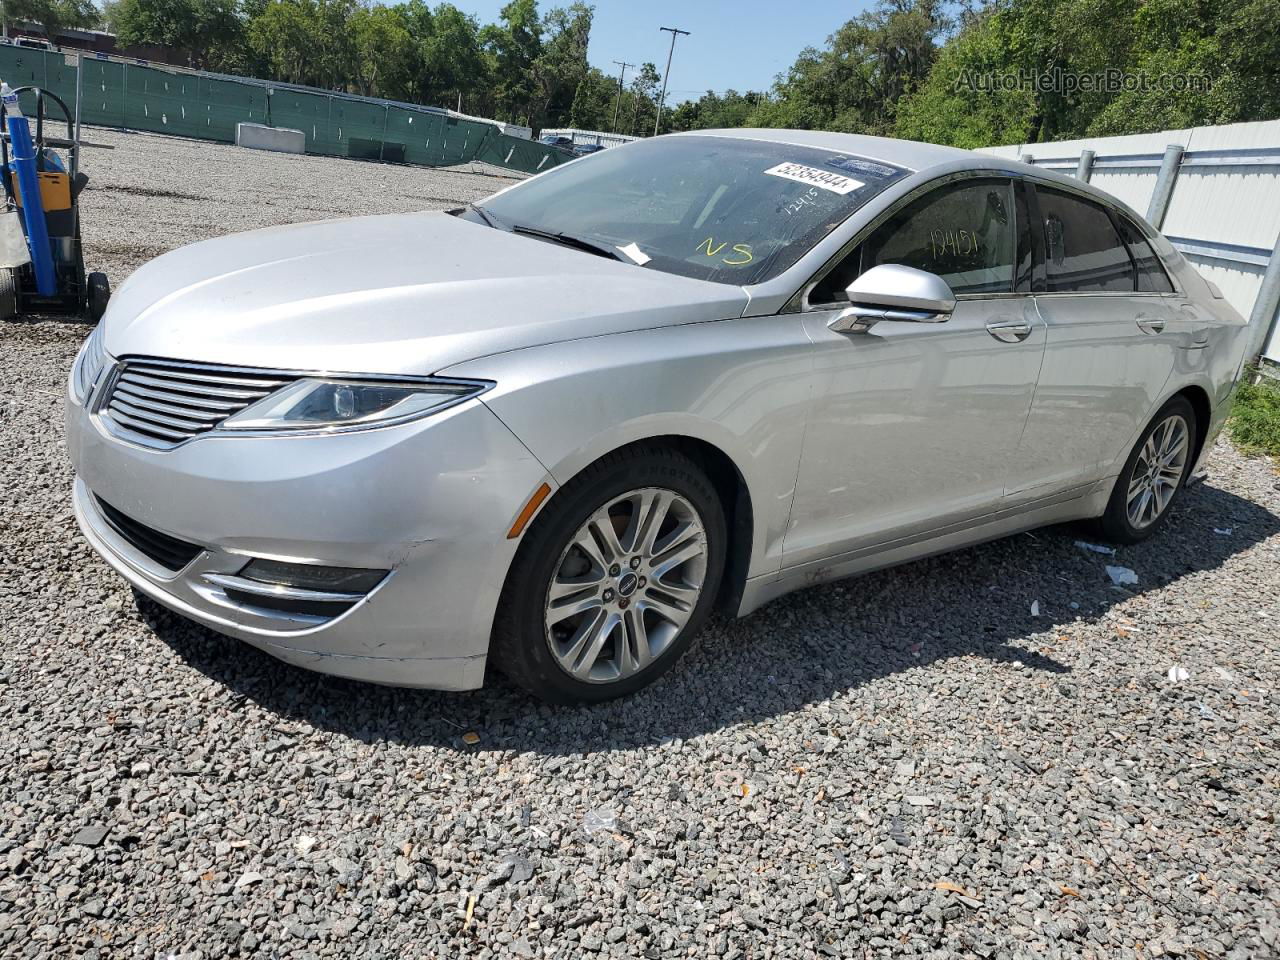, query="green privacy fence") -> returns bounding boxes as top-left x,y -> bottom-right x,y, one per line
0,46 -> 568,176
